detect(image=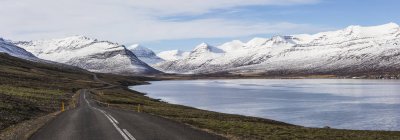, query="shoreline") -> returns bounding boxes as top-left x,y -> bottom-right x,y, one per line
153,73 -> 400,81
127,79 -> 400,132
